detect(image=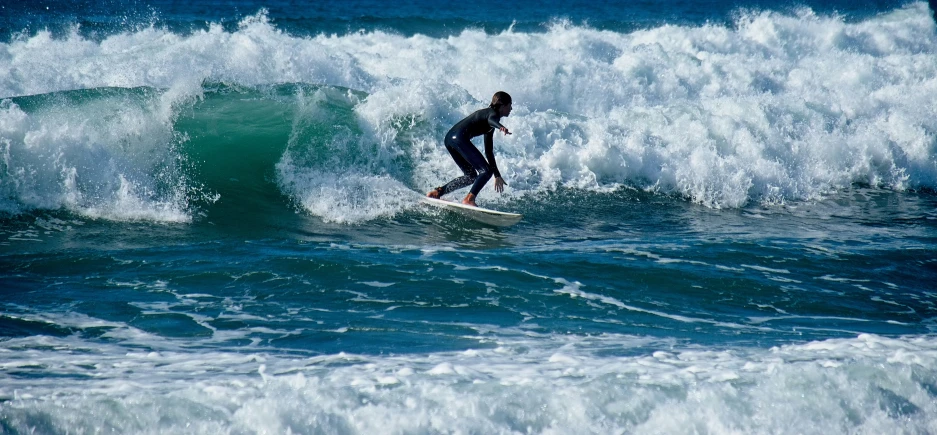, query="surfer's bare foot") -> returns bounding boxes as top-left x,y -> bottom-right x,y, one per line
462,193 -> 477,207
426,187 -> 443,199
